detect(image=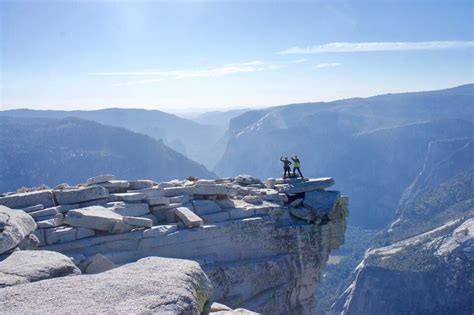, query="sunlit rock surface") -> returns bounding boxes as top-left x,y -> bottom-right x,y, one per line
334,218 -> 474,315
0,175 -> 348,313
